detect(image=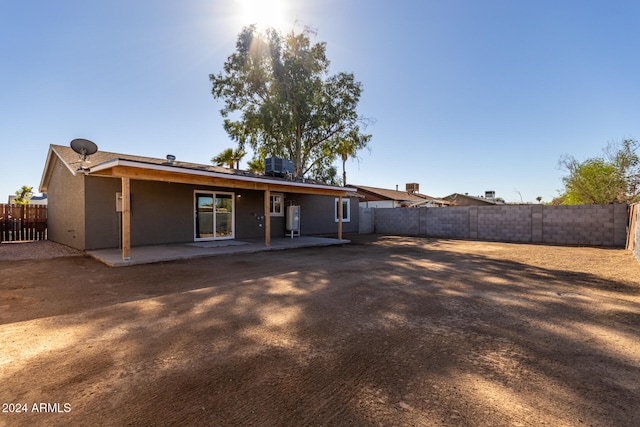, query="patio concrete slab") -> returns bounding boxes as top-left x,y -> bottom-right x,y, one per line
86,236 -> 350,267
